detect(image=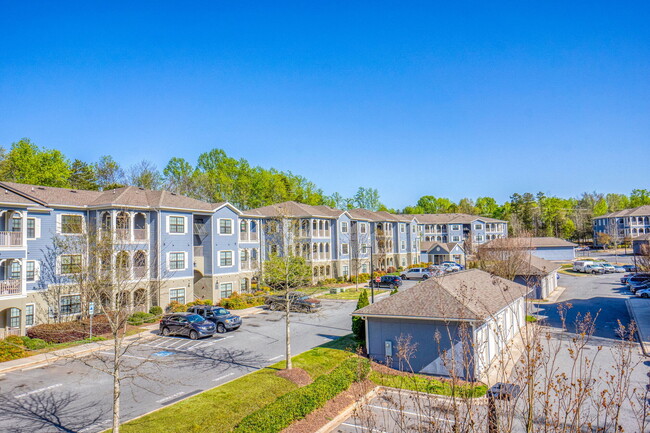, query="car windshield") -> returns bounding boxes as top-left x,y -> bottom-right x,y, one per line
213,308 -> 228,315
299,295 -> 310,301
186,314 -> 204,323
